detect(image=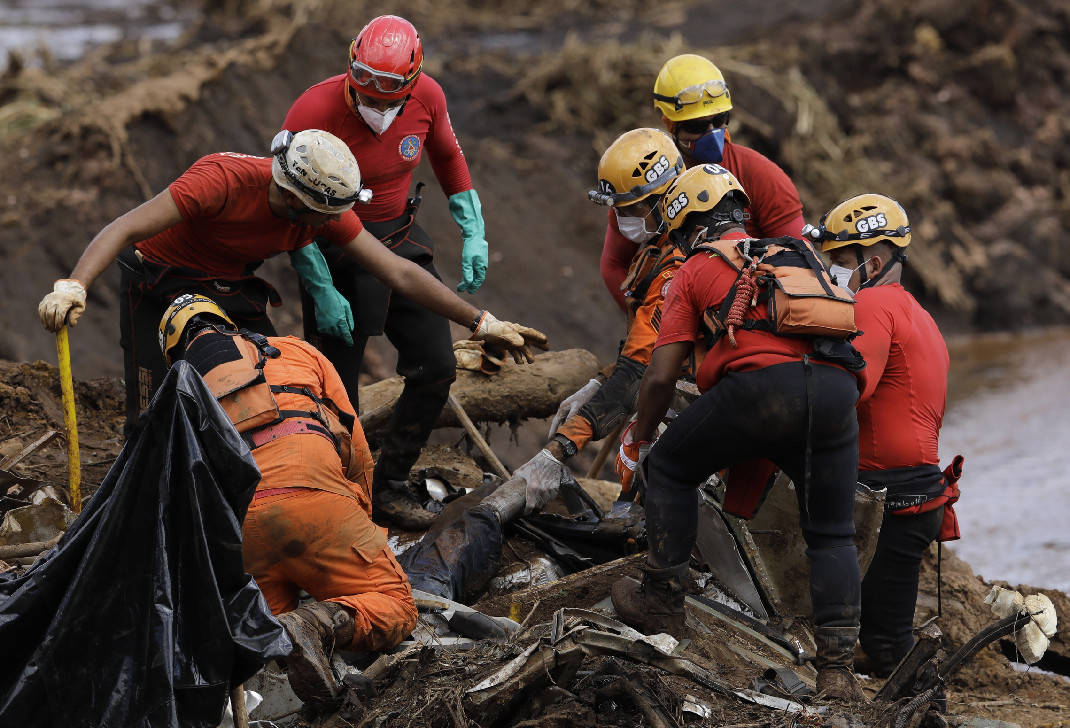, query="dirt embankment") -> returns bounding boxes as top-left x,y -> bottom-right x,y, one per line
0,0 -> 1067,381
